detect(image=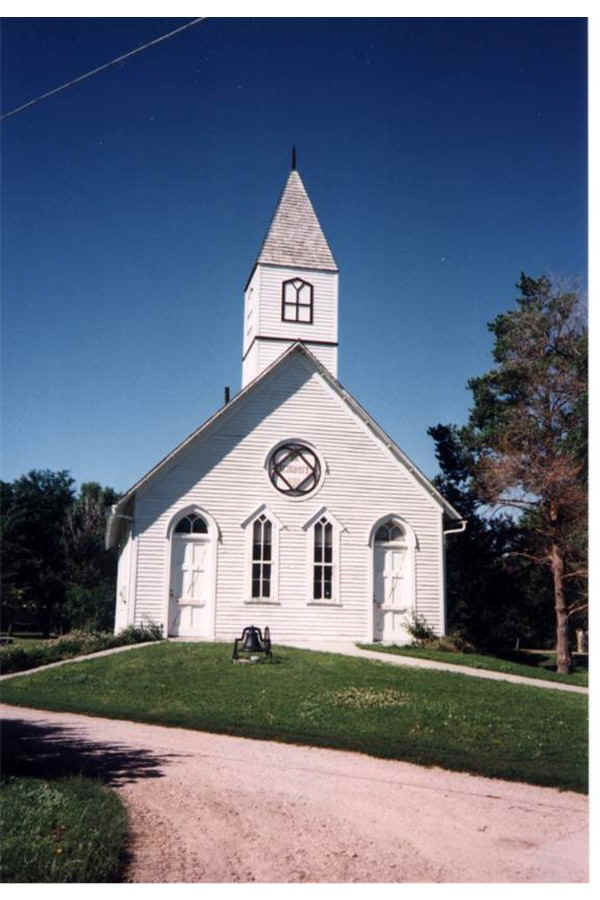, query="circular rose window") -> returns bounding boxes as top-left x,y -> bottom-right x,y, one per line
268,442 -> 321,497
